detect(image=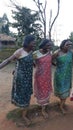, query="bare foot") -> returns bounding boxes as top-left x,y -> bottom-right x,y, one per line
42,110 -> 49,119
23,115 -> 31,126
16,122 -> 25,127
63,104 -> 68,111
60,106 -> 67,115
